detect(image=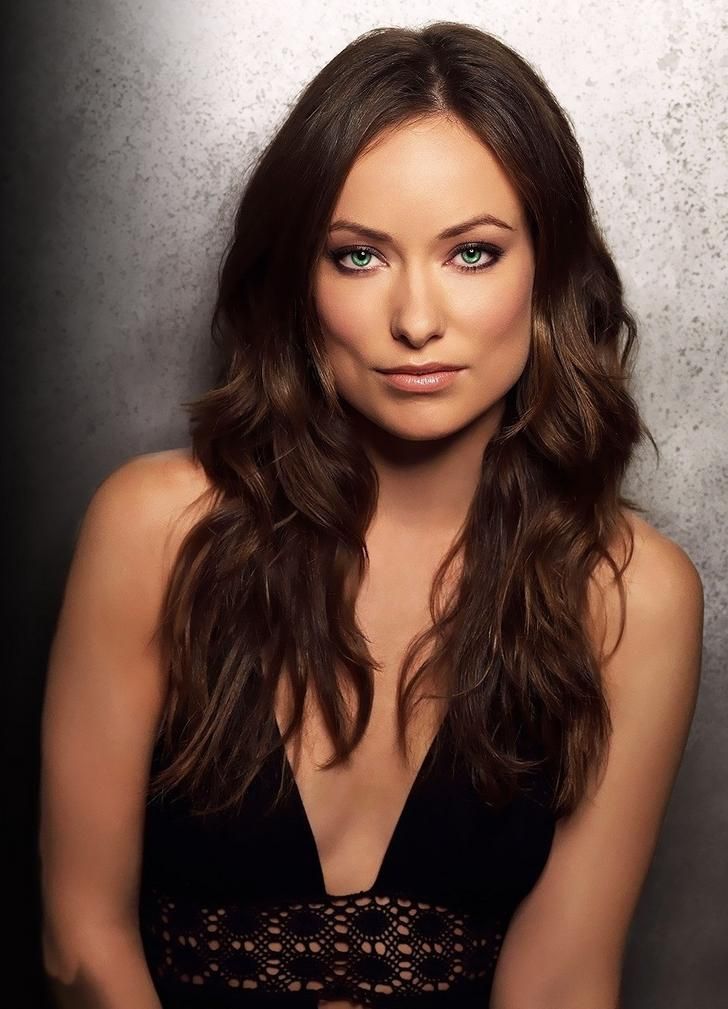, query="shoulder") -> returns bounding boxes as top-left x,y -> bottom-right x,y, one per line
91,446 -> 214,533
619,508 -> 702,603
78,446 -> 216,595
93,446 -> 213,519
589,507 -> 704,779
586,508 -> 704,678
